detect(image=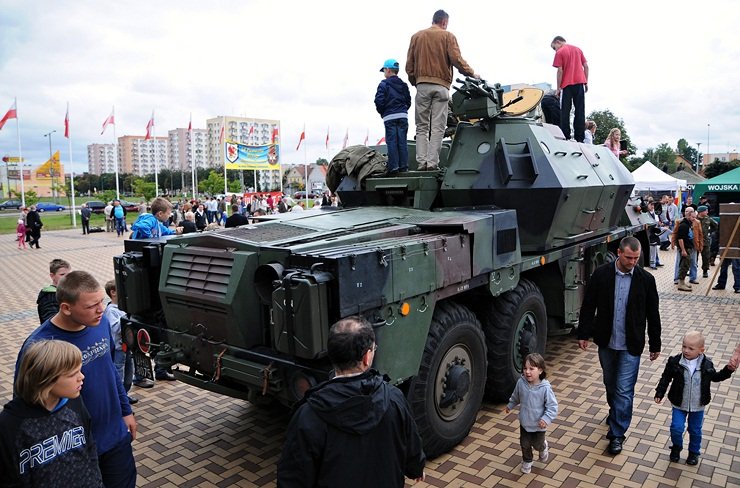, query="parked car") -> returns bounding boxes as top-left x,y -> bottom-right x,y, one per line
293,191 -> 320,200
85,200 -> 107,214
0,199 -> 23,210
36,202 -> 66,212
118,200 -> 141,212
